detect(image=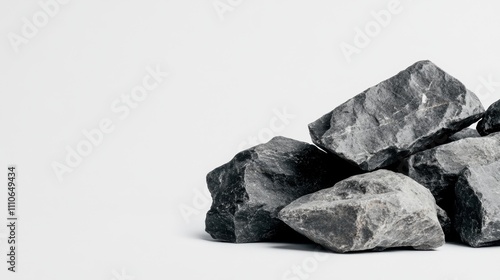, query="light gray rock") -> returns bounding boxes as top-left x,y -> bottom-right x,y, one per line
405,132 -> 500,214
447,128 -> 480,143
278,170 -> 444,253
477,99 -> 500,136
308,60 -> 484,171
455,161 -> 500,247
205,136 -> 360,243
